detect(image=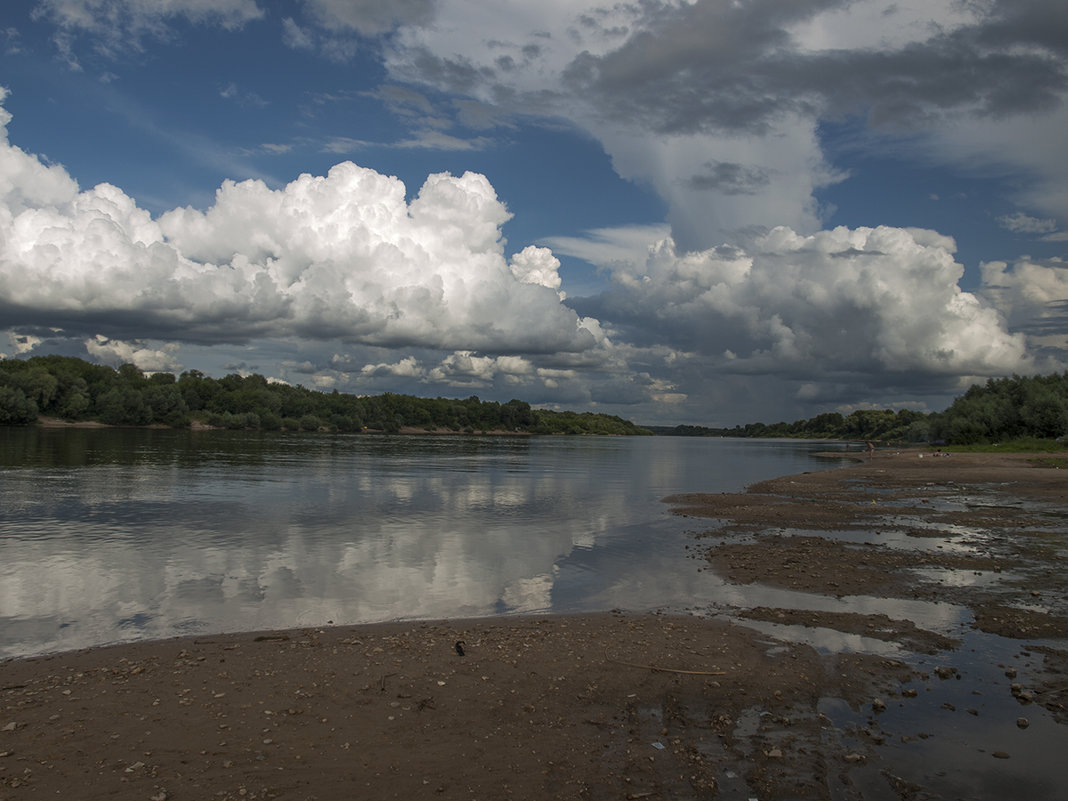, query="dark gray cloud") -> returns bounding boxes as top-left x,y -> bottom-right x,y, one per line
687,161 -> 773,195
561,0 -> 1067,135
